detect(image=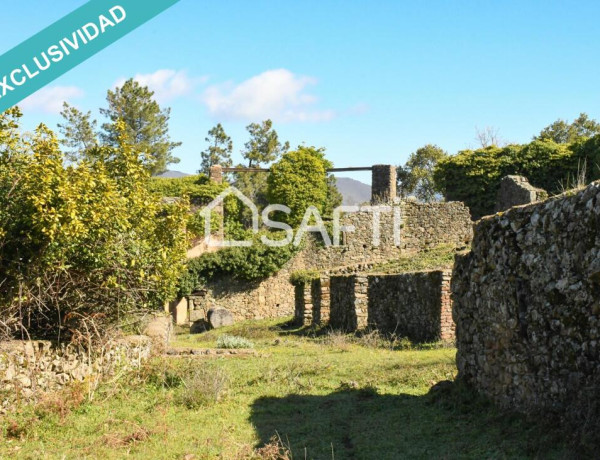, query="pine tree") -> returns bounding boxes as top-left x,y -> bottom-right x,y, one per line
241,119 -> 289,167
57,102 -> 98,162
199,123 -> 233,175
100,79 -> 181,175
